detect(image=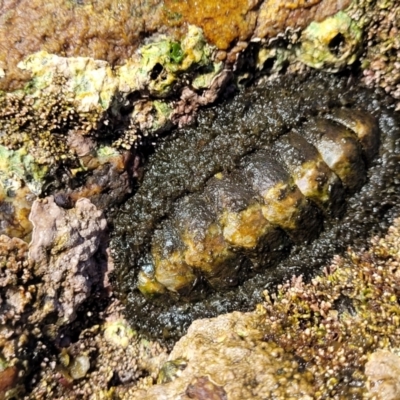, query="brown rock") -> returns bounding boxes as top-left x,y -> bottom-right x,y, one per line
0,366 -> 18,394
184,376 -> 227,400
28,196 -> 107,324
129,310 -> 314,400
163,0 -> 259,50
0,0 -> 166,91
0,0 -> 352,92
